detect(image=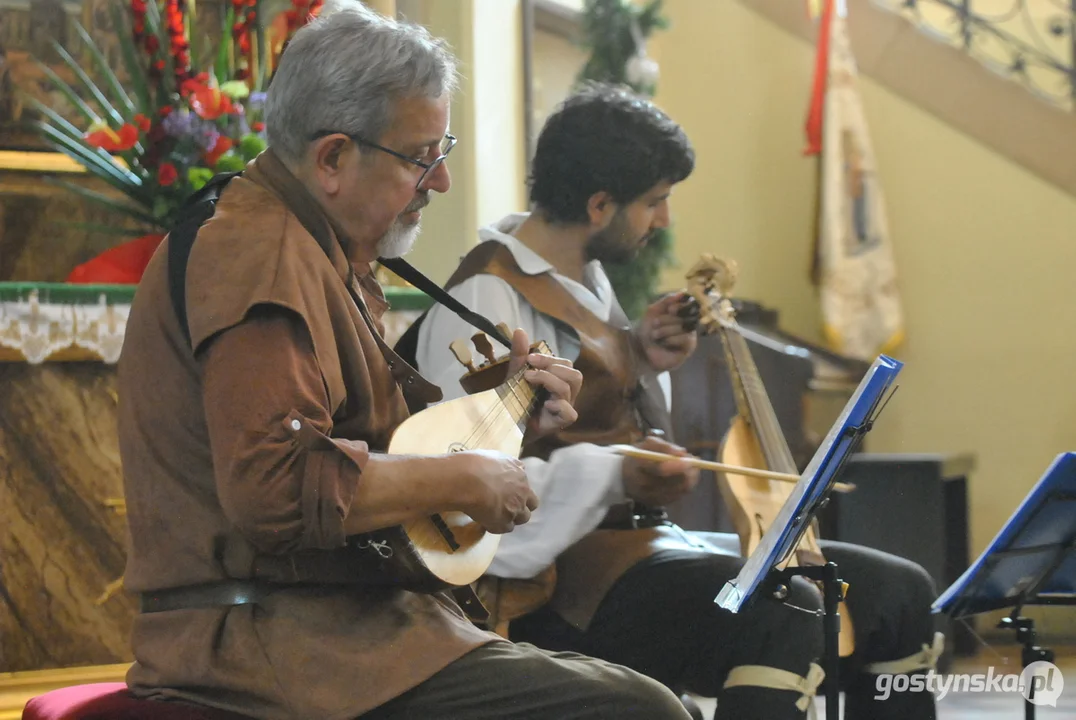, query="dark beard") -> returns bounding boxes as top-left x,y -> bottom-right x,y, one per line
585,212 -> 648,264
